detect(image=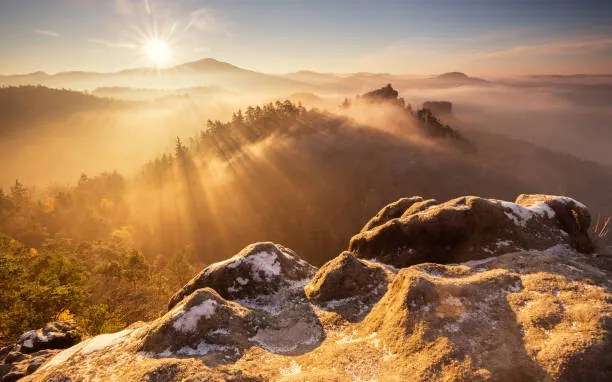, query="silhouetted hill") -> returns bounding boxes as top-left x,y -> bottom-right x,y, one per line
0,58 -> 308,93
176,58 -> 250,73
433,71 -> 488,84
0,86 -> 127,134
0,58 -> 495,95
